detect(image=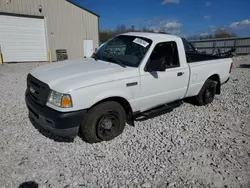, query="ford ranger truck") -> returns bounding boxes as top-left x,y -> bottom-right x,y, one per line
25,32 -> 233,143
